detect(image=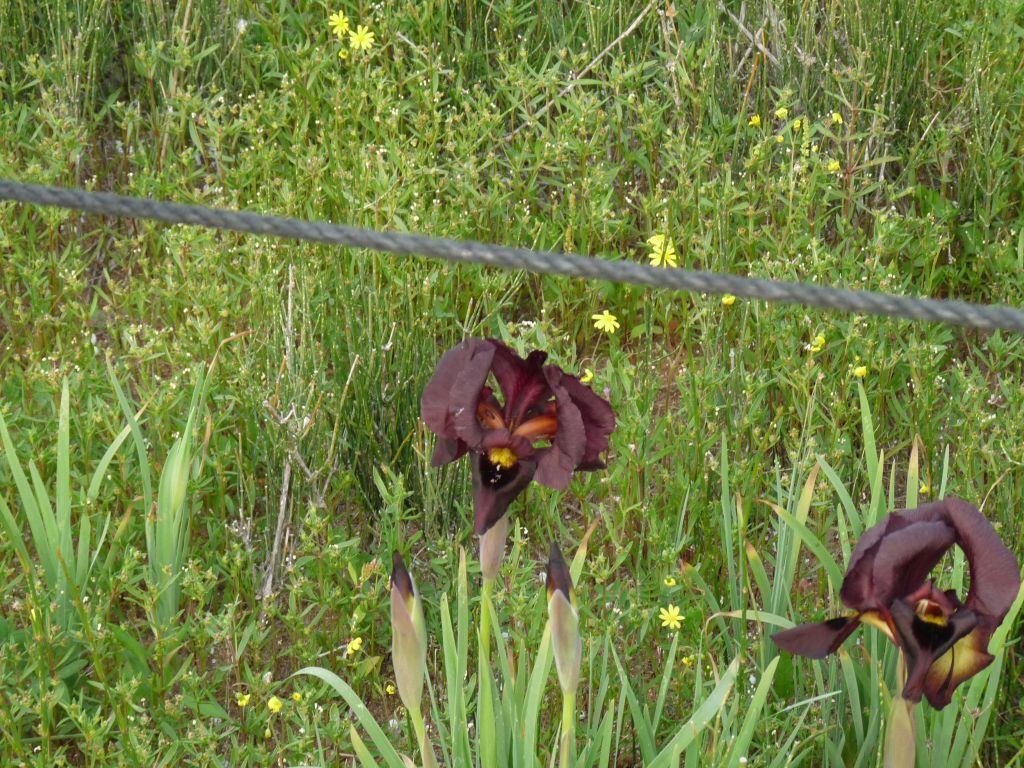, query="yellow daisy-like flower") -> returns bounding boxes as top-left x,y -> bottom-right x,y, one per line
267,695 -> 283,714
831,111 -> 844,125
809,334 -> 826,353
592,310 -> 620,334
328,11 -> 350,38
721,294 -> 737,307
236,692 -> 251,708
853,365 -> 868,379
346,636 -> 363,656
774,106 -> 789,120
291,692 -> 302,702
580,368 -> 594,384
748,114 -> 761,127
386,683 -> 397,695
338,48 -> 350,60
793,118 -> 802,131
349,24 -> 374,51
659,604 -> 683,631
646,233 -> 678,268
775,134 -> 784,144
827,160 -> 841,173
663,576 -> 677,587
